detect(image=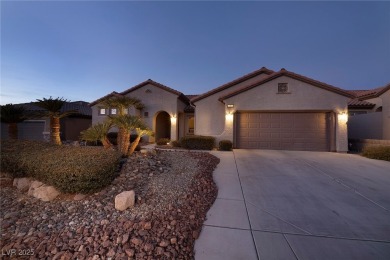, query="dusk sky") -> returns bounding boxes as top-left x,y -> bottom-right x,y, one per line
1,1 -> 389,105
